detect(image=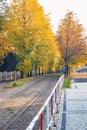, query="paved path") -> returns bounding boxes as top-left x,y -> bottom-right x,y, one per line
51,77 -> 87,130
